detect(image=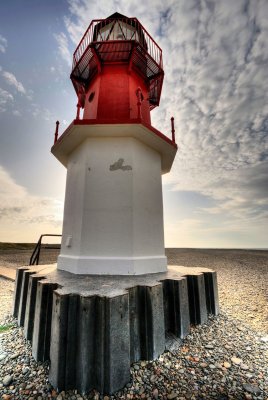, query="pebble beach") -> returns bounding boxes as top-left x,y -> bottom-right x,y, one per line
0,248 -> 267,399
